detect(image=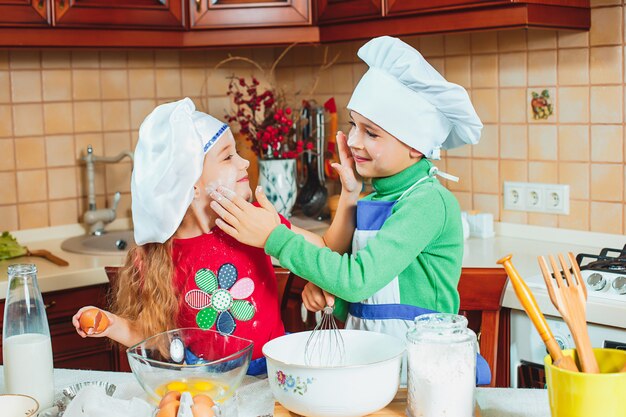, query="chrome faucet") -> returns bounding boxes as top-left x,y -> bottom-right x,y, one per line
82,145 -> 134,235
